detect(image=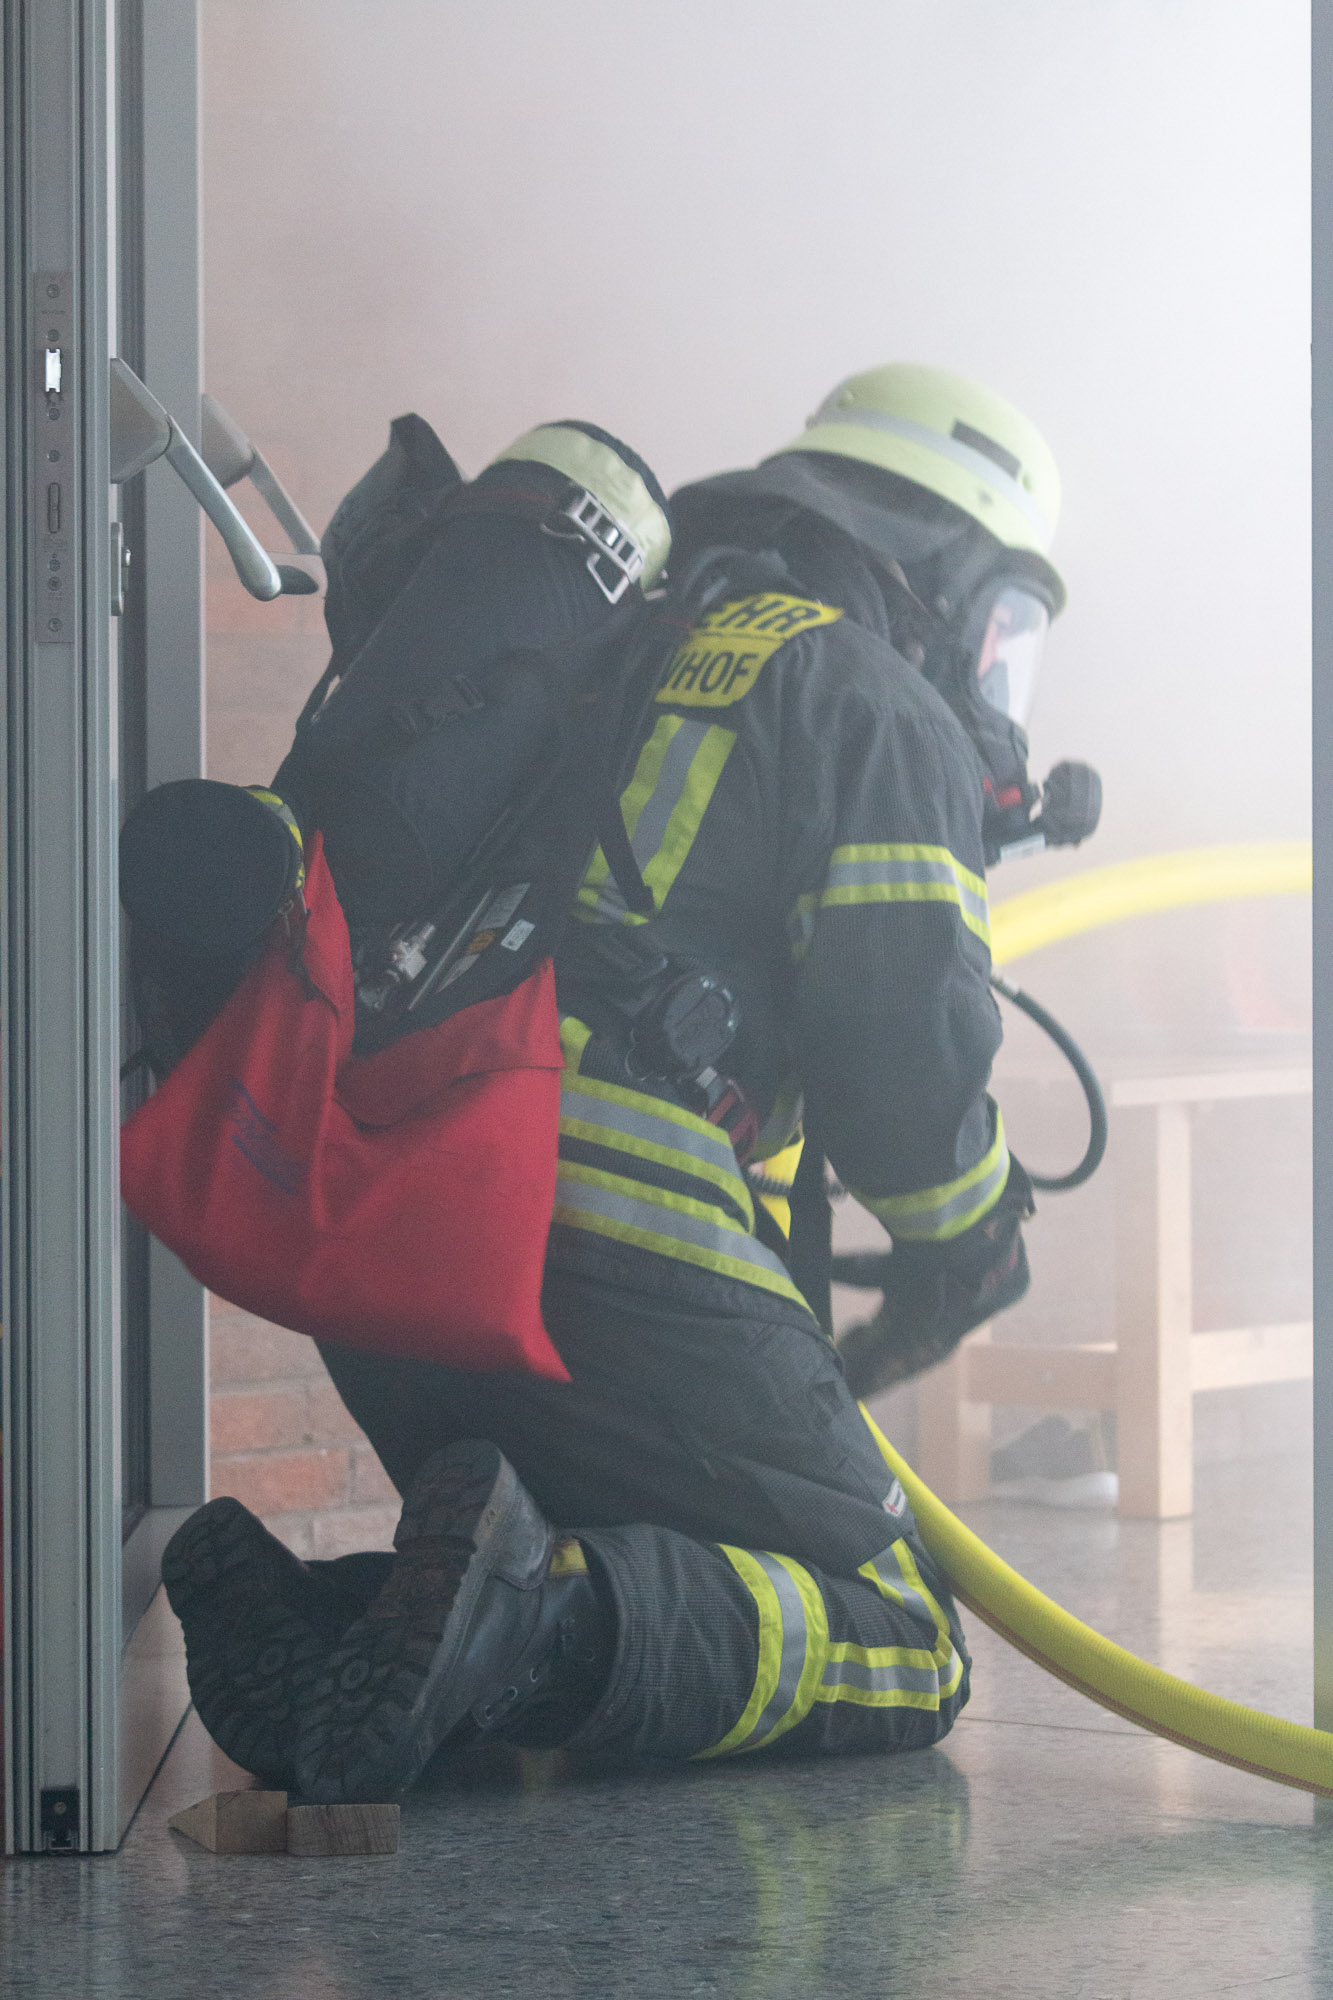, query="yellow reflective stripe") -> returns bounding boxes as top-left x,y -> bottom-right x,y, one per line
859,1539 -> 965,1699
640,723 -> 735,907
556,1056 -> 752,1224
559,1110 -> 751,1216
856,1111 -> 1008,1243
818,842 -> 991,948
820,880 -> 991,948
697,1550 -> 786,1758
753,1135 -> 803,1237
560,1017 -> 593,1069
825,1640 -> 938,1672
246,787 -> 306,891
552,1161 -> 807,1306
814,1635 -> 947,1712
696,1551 -> 828,1759
892,1539 -> 966,1696
577,717 -> 736,925
557,1159 -> 749,1236
562,1042 -> 737,1142
830,842 -> 987,904
767,1555 -> 829,1749
578,714 -> 684,905
812,1682 -> 944,1712
558,1022 -> 755,1226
